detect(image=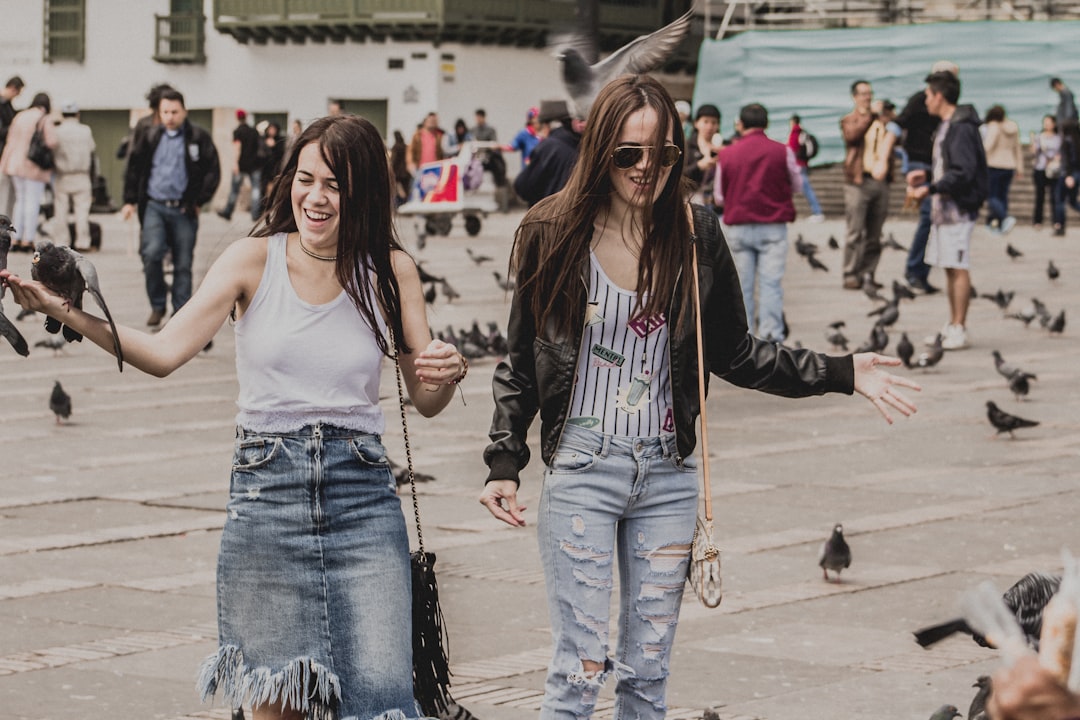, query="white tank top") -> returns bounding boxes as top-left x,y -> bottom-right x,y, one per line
567,250 -> 673,437
234,233 -> 387,434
